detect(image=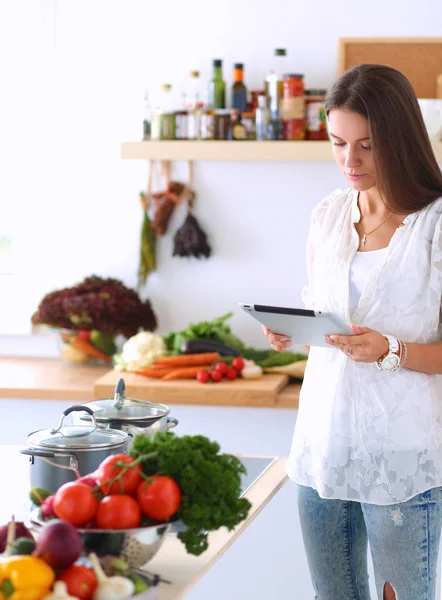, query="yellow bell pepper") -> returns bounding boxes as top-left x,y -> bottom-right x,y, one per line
0,556 -> 55,600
